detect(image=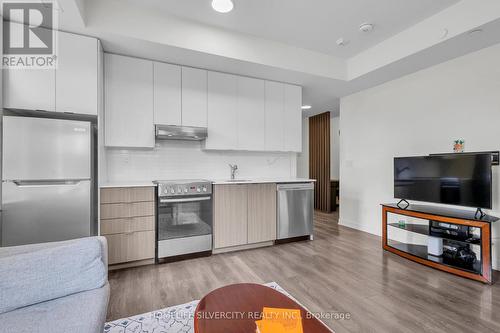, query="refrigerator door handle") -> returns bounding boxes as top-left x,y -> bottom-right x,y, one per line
9,179 -> 86,187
